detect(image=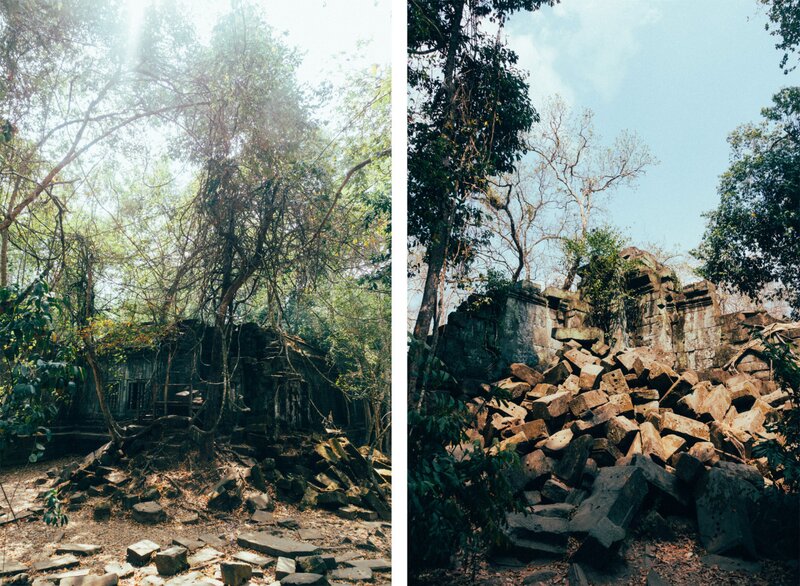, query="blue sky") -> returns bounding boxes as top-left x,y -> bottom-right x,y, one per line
506,0 -> 797,263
